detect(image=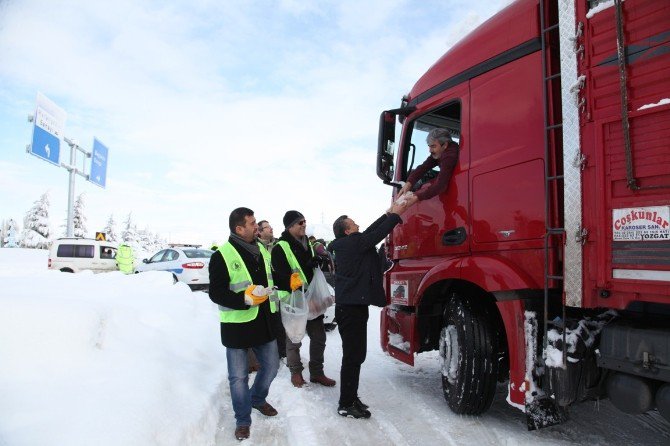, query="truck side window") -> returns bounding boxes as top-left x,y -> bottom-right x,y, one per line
403,101 -> 461,184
